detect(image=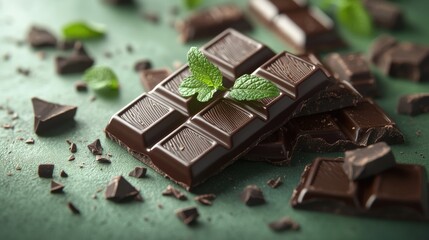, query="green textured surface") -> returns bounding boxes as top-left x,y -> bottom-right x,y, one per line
1,0 -> 429,239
